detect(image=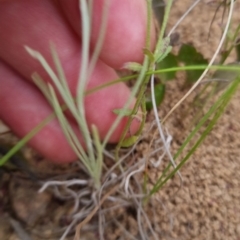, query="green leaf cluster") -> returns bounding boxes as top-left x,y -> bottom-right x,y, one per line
146,43 -> 209,111
156,43 -> 208,83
